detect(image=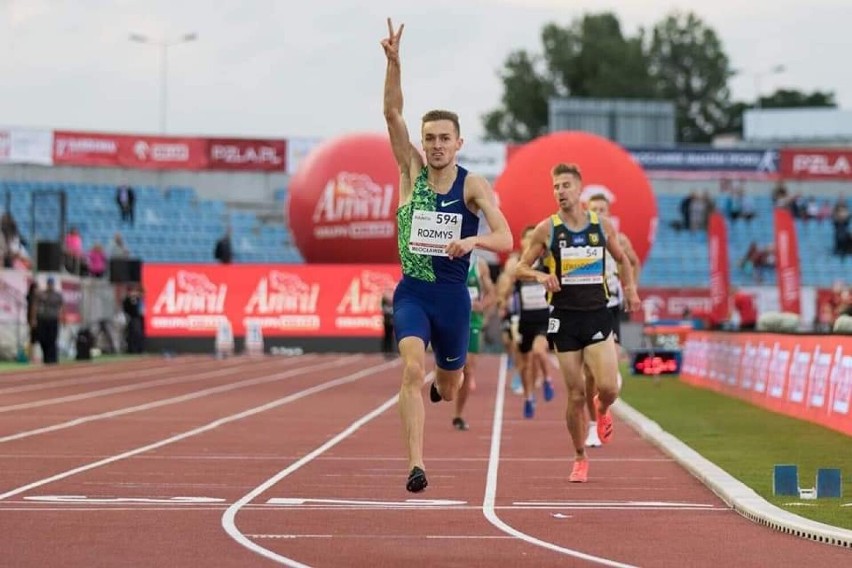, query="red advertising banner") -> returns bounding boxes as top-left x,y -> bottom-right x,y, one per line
681,331 -> 852,436
708,212 -> 731,324
773,208 -> 801,314
207,138 -> 286,171
143,264 -> 401,338
54,131 -> 208,170
779,148 -> 852,179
